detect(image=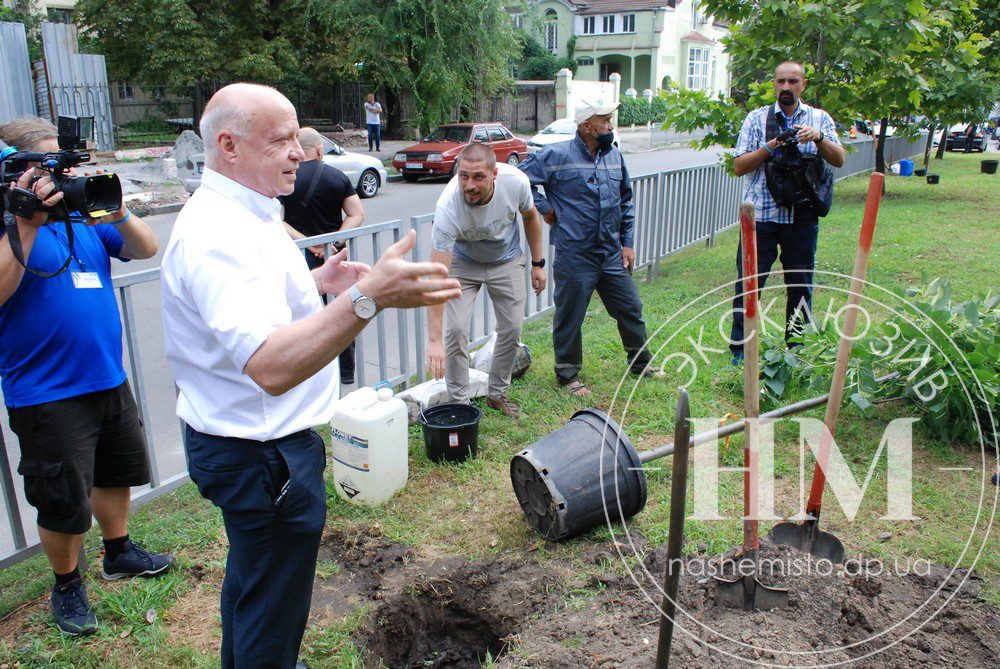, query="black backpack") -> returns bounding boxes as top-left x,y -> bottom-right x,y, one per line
764,106 -> 834,217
